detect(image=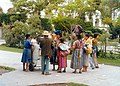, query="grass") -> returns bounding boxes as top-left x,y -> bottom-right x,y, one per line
30,82 -> 88,86
68,55 -> 120,66
0,45 -> 23,53
0,65 -> 16,71
98,57 -> 120,66
67,82 -> 88,86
